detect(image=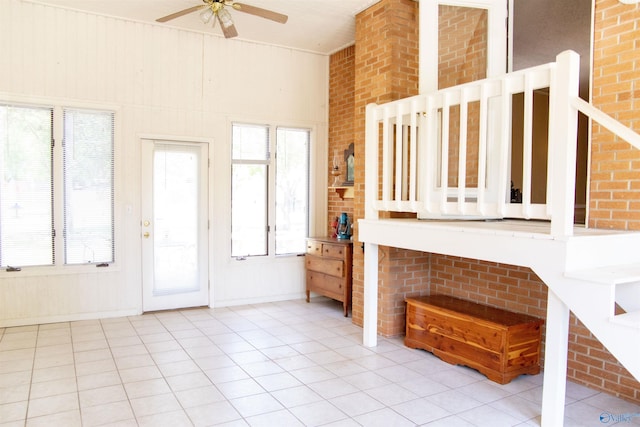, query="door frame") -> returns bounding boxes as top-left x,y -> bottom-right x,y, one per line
139,135 -> 212,312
